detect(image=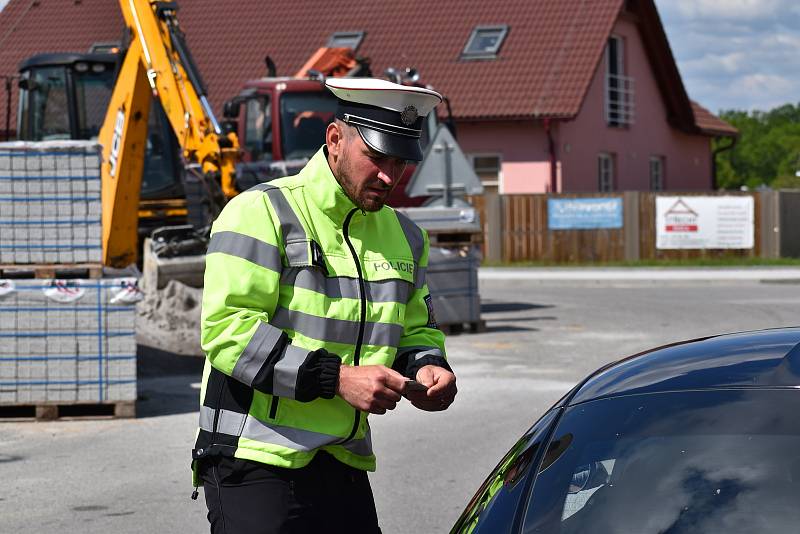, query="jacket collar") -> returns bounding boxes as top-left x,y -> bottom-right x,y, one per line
303,147 -> 361,223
